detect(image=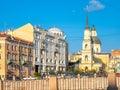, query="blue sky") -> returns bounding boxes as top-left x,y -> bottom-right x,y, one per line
0,0 -> 120,54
